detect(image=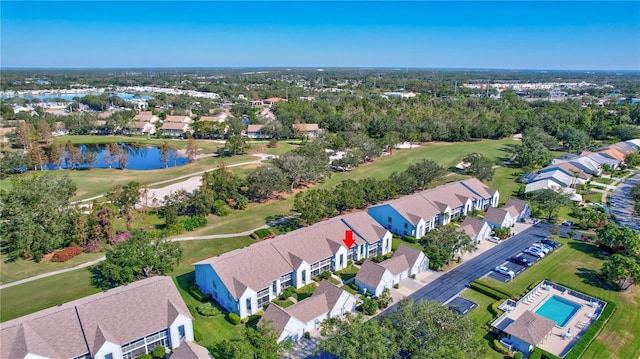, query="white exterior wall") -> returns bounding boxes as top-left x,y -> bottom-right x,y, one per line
24,354 -> 50,359
278,317 -> 306,342
293,261 -> 311,288
95,341 -> 122,359
332,246 -> 349,271
169,314 -> 194,349
380,232 -> 393,255
239,288 -> 258,318
492,191 -> 500,207
408,252 -> 429,275
328,292 -> 358,318
476,222 -> 493,242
